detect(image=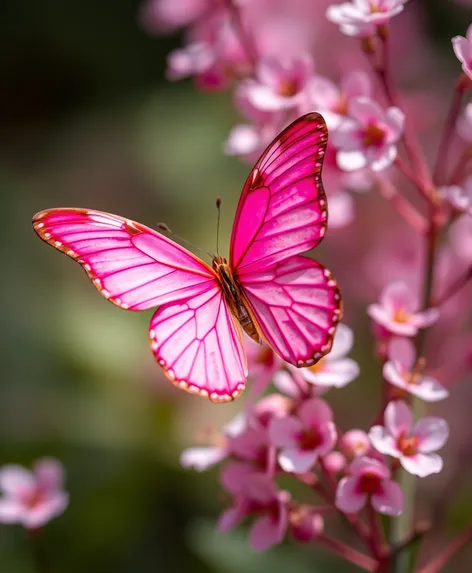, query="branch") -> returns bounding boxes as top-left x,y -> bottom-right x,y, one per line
416,525 -> 472,573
